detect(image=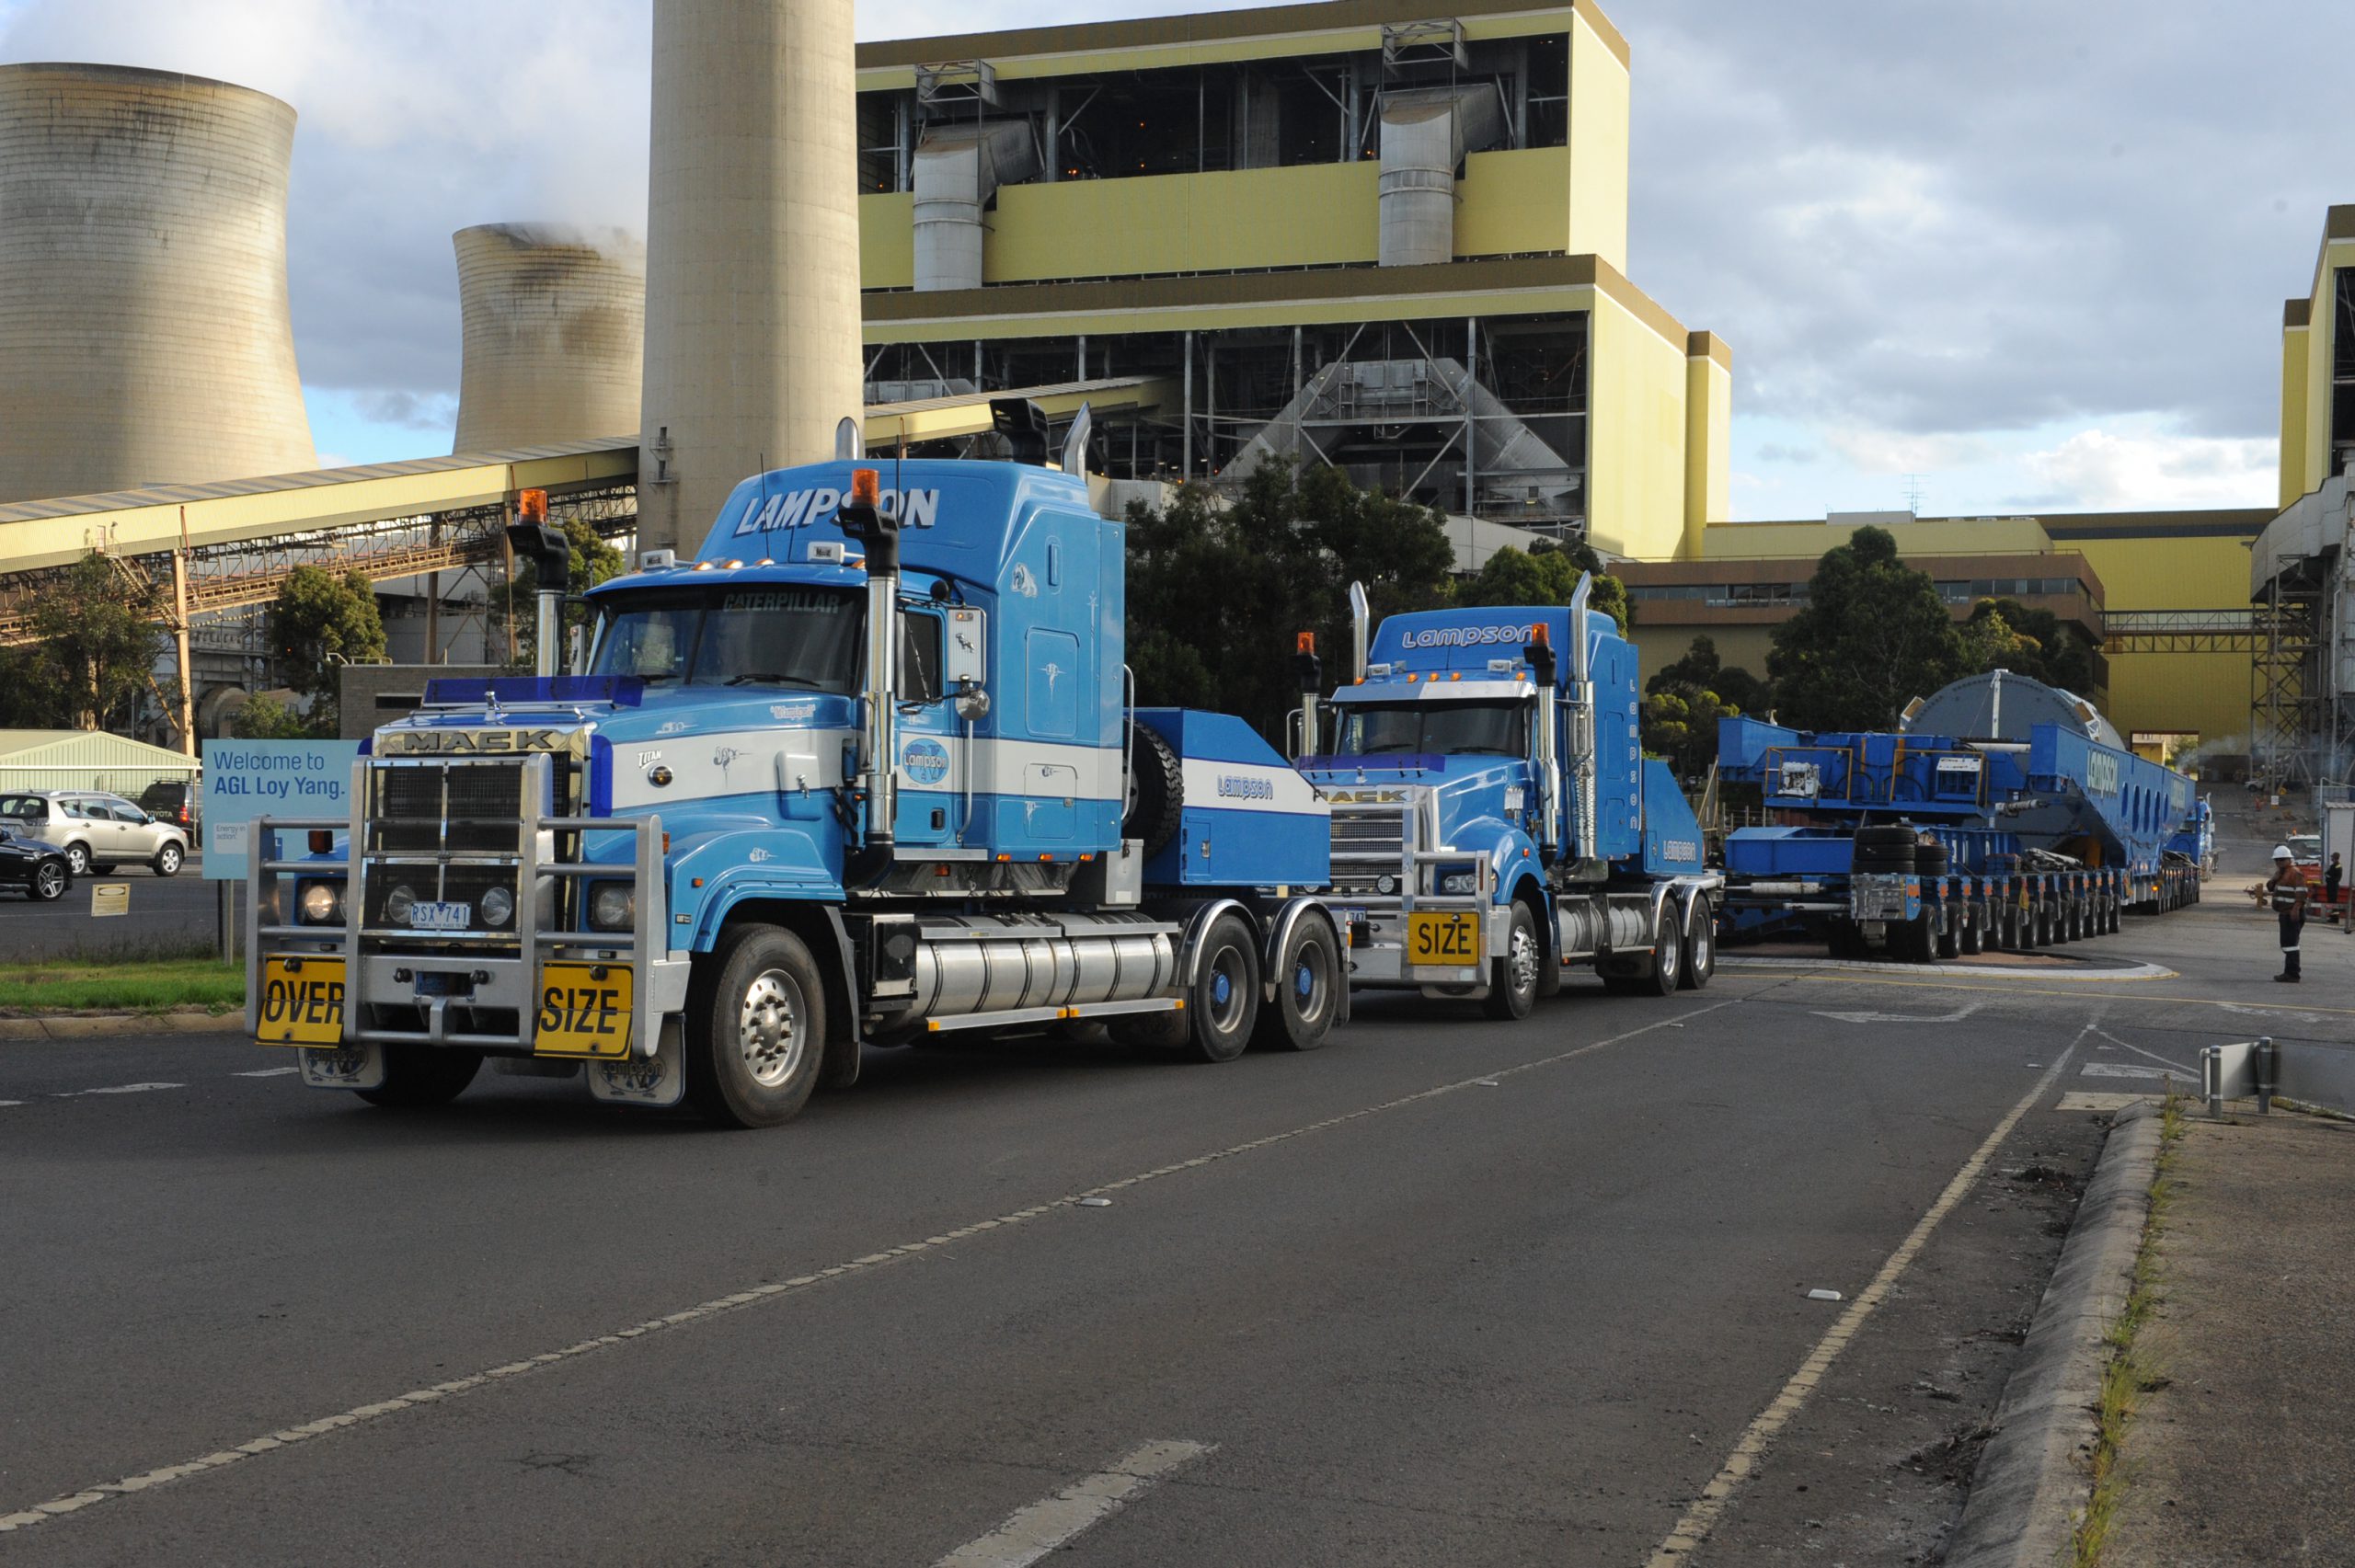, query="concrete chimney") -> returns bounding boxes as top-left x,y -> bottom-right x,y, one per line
454,223 -> 646,454
639,0 -> 865,555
